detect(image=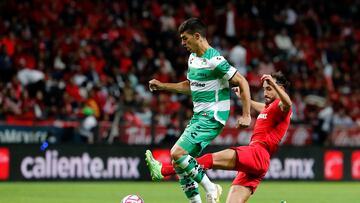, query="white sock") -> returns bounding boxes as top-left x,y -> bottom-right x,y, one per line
189,194 -> 202,203
200,175 -> 216,193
